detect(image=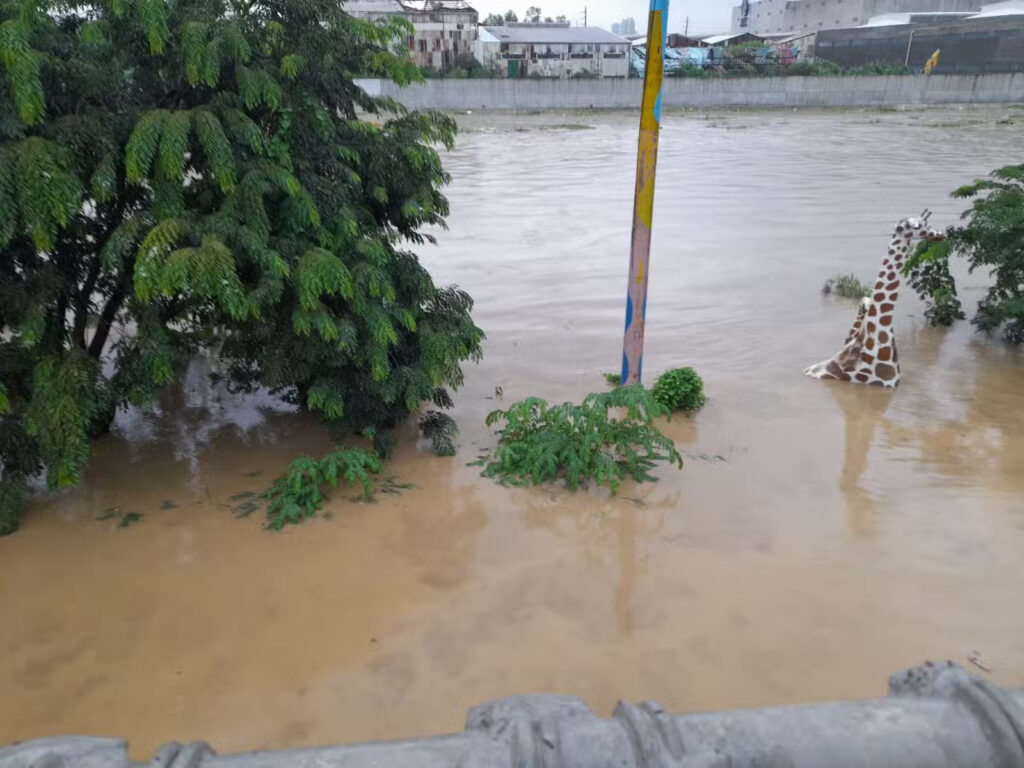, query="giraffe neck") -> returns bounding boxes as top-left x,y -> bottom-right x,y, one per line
869,230 -> 913,329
